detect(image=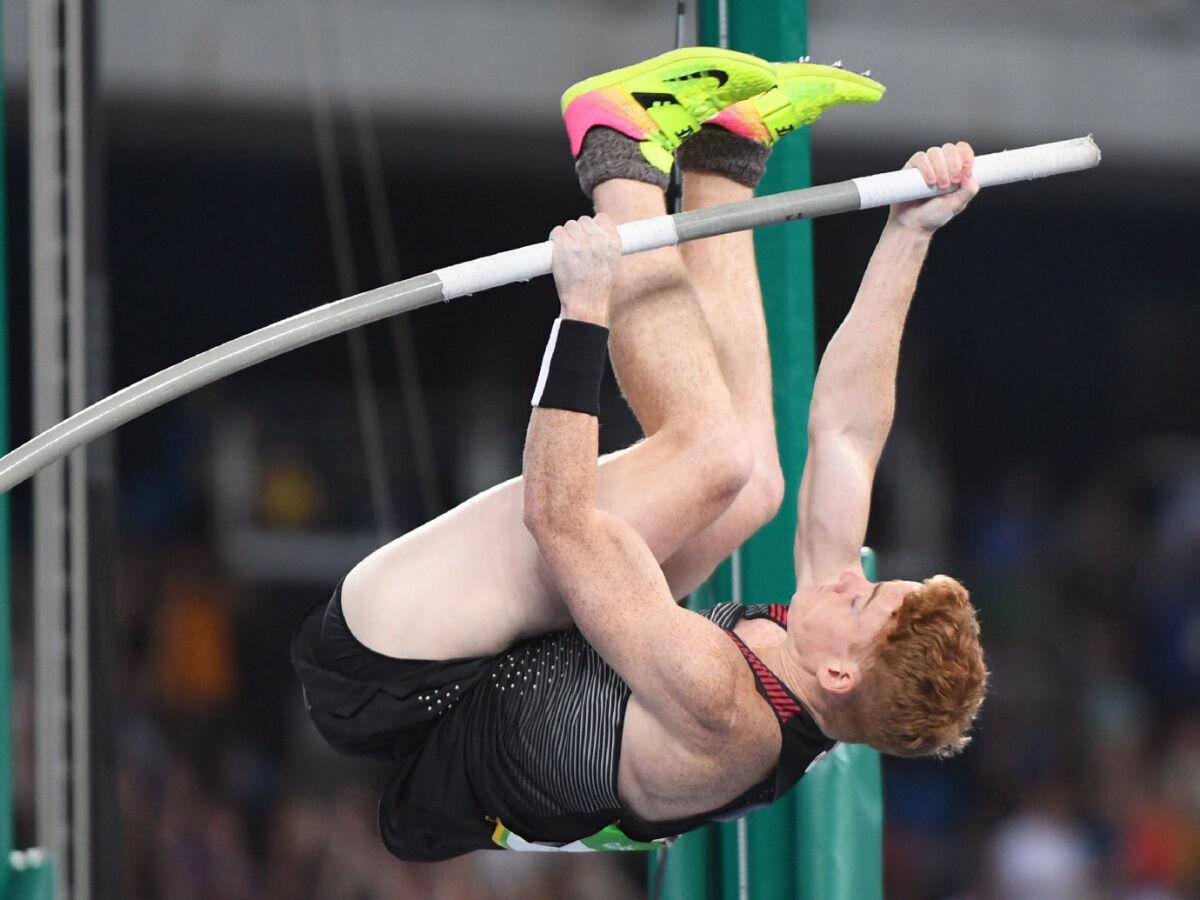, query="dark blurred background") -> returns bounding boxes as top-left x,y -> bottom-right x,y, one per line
4,0 -> 1199,897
